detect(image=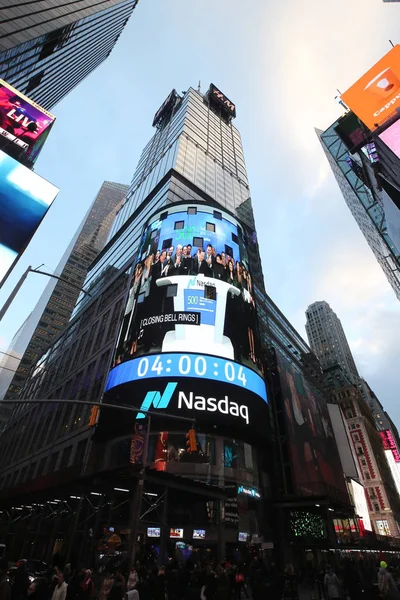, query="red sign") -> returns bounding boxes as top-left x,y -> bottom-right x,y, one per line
380,430 -> 400,462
